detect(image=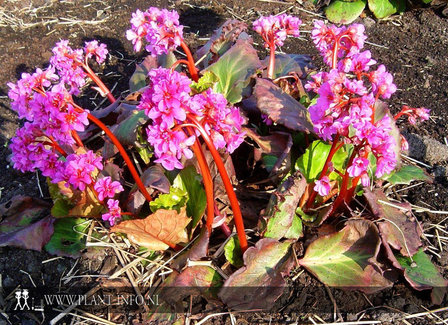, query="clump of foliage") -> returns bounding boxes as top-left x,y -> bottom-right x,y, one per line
315,0 -> 433,24
1,5 -> 446,320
